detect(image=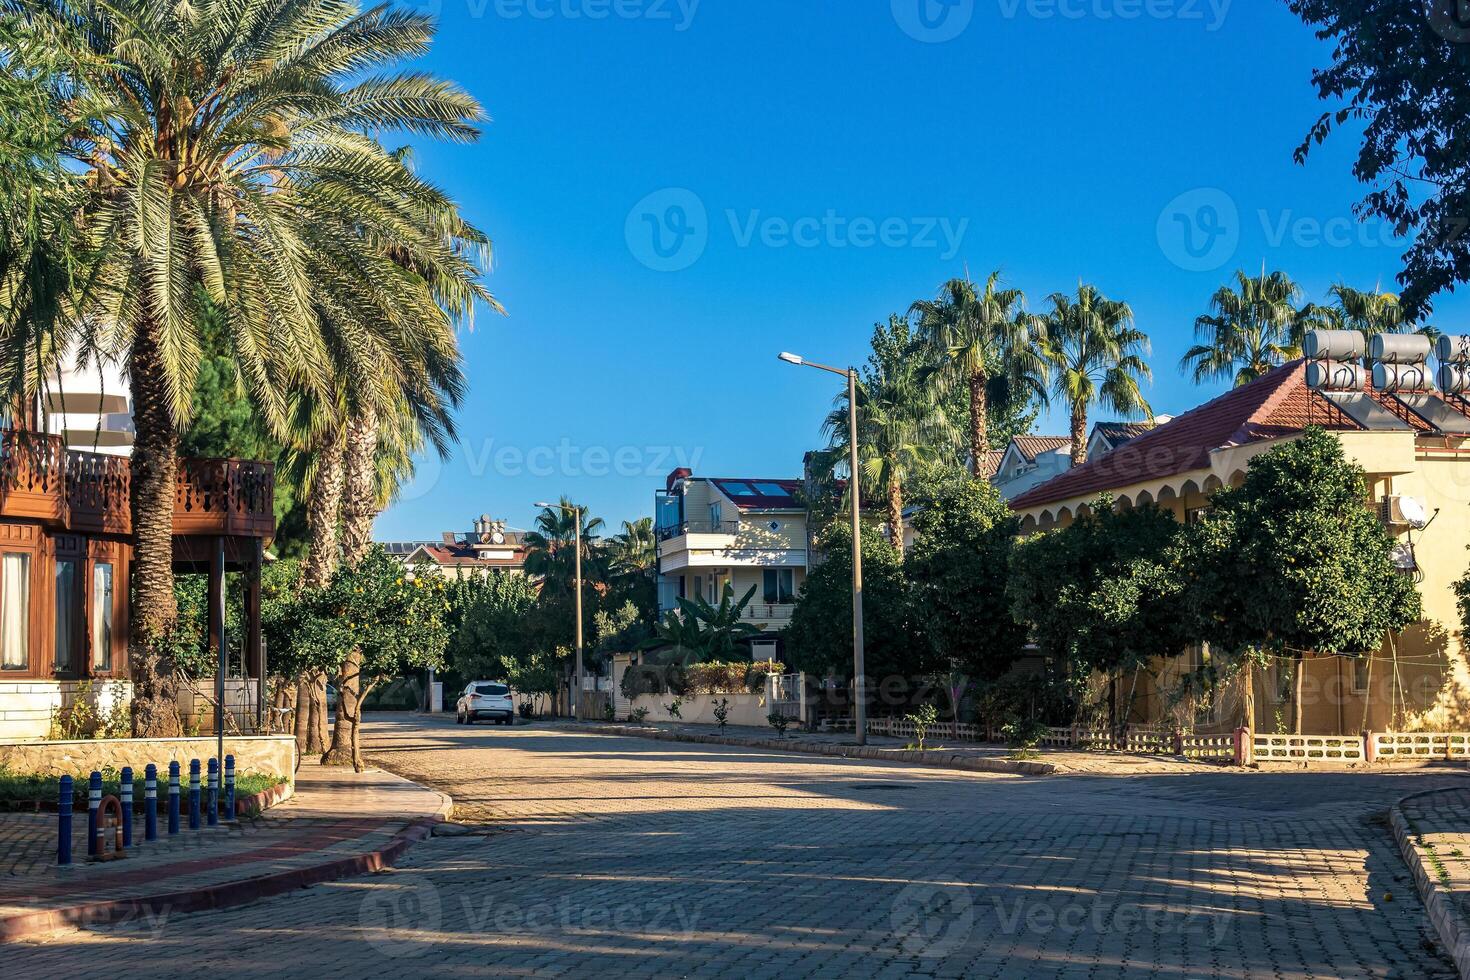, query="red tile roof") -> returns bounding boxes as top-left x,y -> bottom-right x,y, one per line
412,542 -> 528,568
975,449 -> 1006,480
1011,436 -> 1072,461
1008,360 -> 1431,512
